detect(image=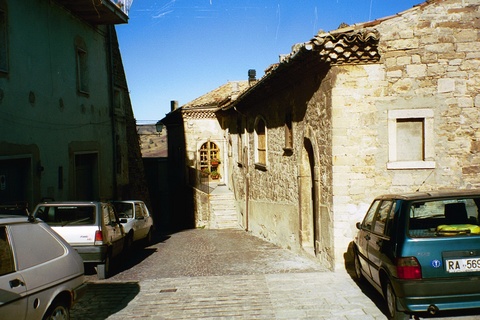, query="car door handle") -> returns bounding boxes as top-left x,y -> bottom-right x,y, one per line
376,239 -> 383,246
9,278 -> 25,288
365,234 -> 371,241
